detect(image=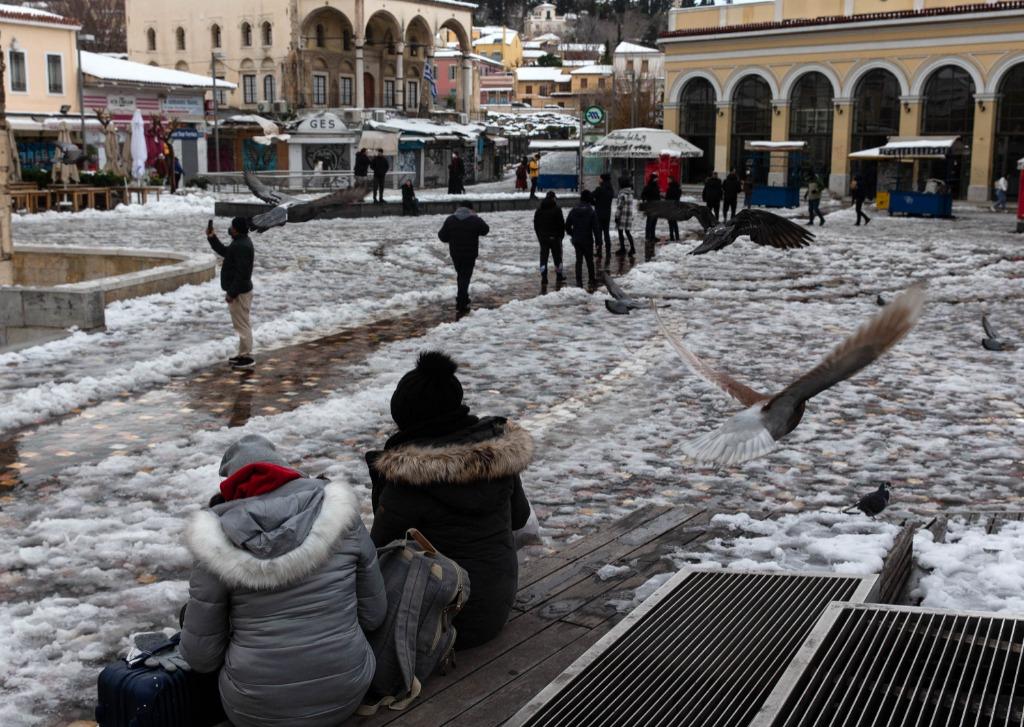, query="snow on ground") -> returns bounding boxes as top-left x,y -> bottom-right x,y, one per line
1,199 -> 1023,723
913,518 -> 1024,614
